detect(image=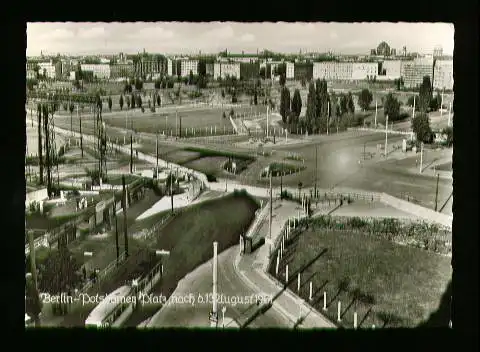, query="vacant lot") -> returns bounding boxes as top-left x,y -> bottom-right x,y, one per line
270,229 -> 452,328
